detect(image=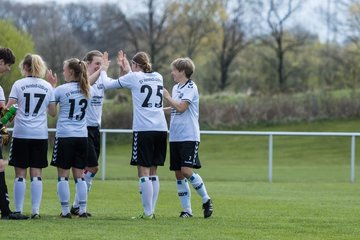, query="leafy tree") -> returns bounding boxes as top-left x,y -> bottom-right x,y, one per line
213,0 -> 250,91
261,0 -> 309,93
125,0 -> 175,71
168,0 -> 221,58
318,0 -> 360,90
0,1 -> 86,75
0,19 -> 35,95
337,0 -> 360,46
62,3 -> 99,49
32,5 -> 86,75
